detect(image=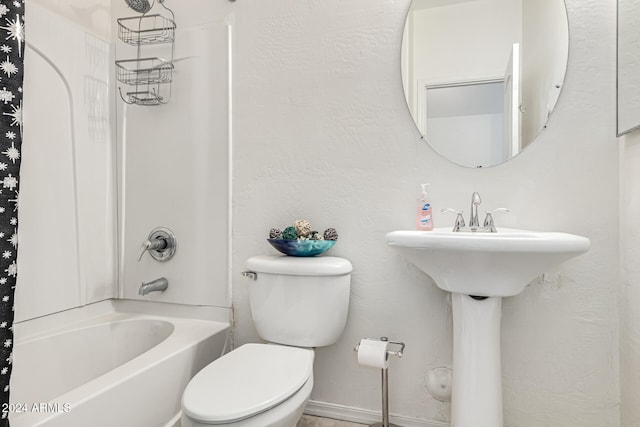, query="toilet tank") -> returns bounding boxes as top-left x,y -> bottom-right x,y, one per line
245,255 -> 352,347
